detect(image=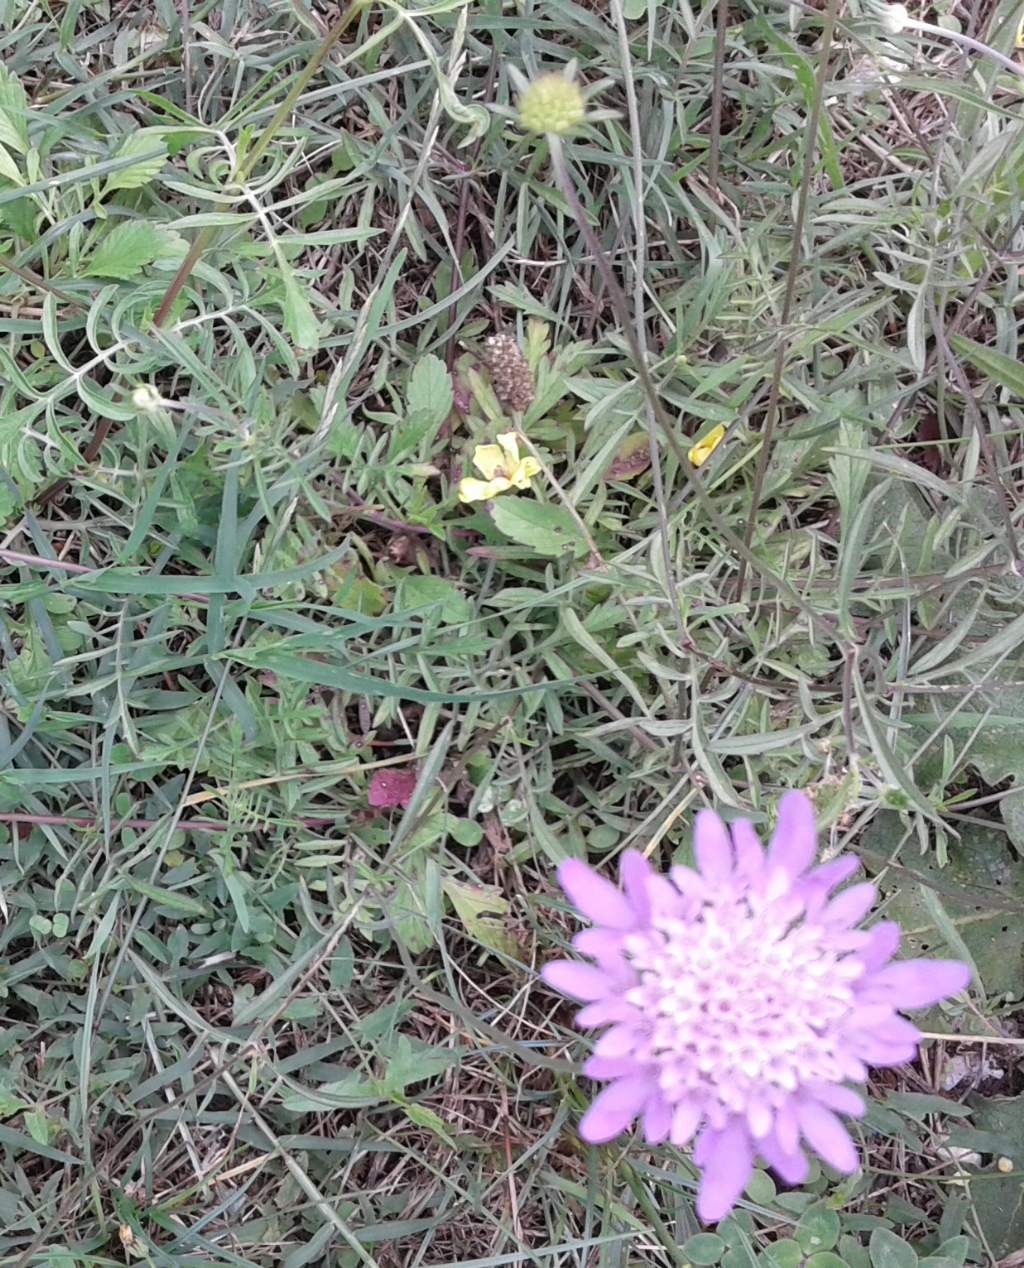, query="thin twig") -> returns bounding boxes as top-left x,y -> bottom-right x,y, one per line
0,546 -> 209,603
0,547 -> 93,574
929,298 -> 1022,567
736,0 -> 840,596
546,135 -> 844,646
608,0 -> 692,759
0,812 -> 245,833
708,0 -> 730,191
446,48 -> 498,370
514,429 -> 604,567
0,253 -> 84,307
578,681 -> 660,753
920,1031 -> 1024,1048
905,17 -> 1024,81
155,0 -> 362,324
36,1 -> 365,508
178,0 -> 194,116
